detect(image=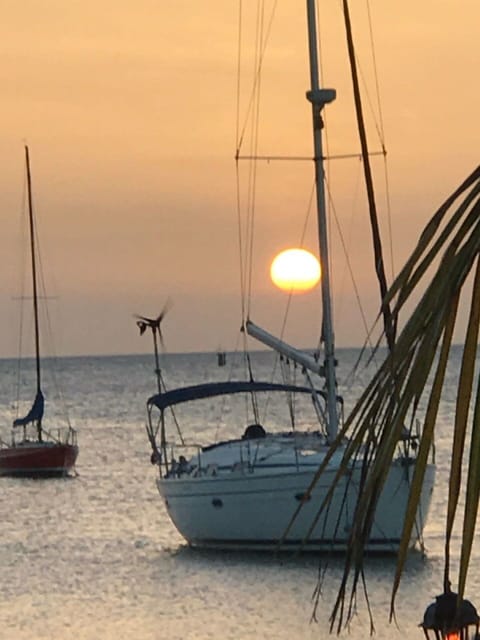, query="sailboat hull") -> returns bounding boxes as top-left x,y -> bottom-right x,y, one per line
0,441 -> 78,478
157,460 -> 435,552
